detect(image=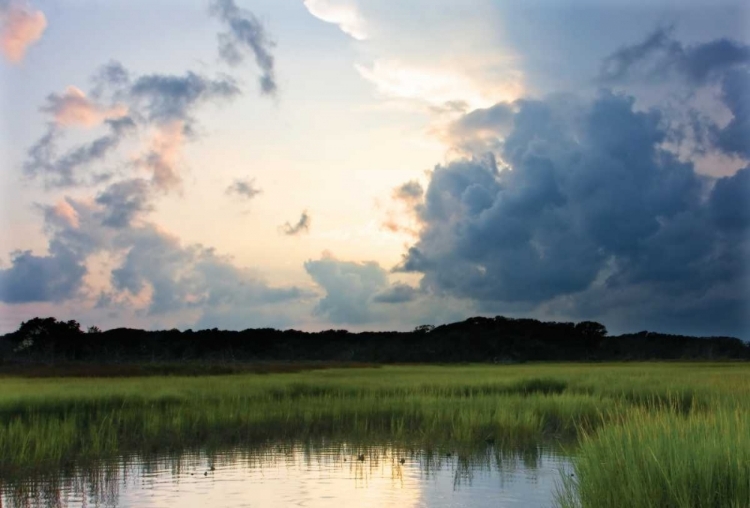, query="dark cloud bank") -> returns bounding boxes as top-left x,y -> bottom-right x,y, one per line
396,31 -> 750,338
306,33 -> 749,335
